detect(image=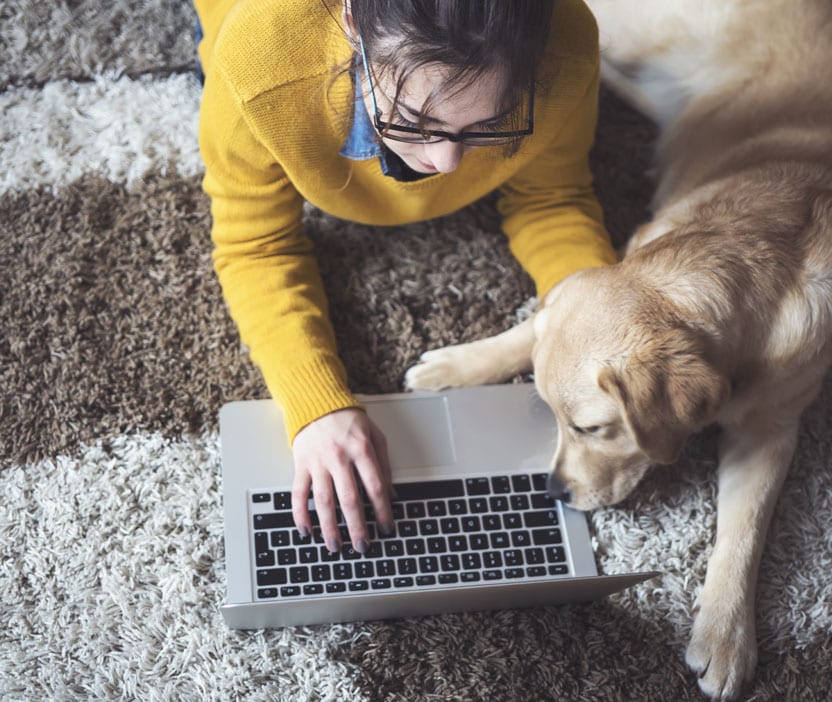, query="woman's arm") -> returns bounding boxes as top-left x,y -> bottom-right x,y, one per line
199,64 -> 393,550
498,61 -> 618,297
